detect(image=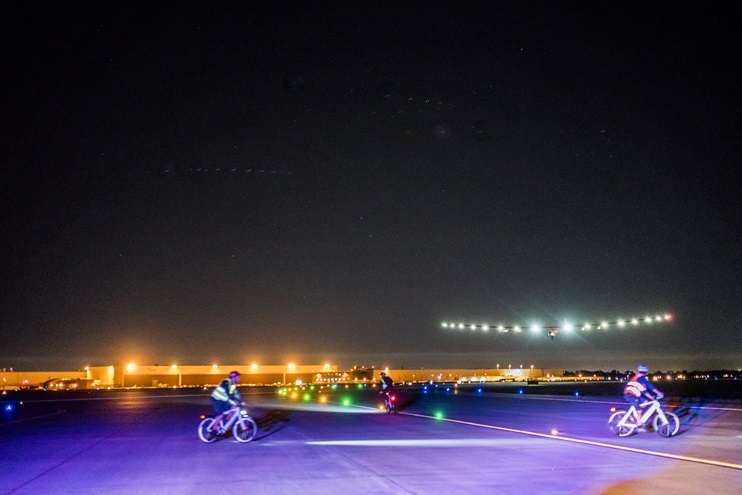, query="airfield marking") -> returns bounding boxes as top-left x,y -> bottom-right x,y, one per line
397,410 -> 742,471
